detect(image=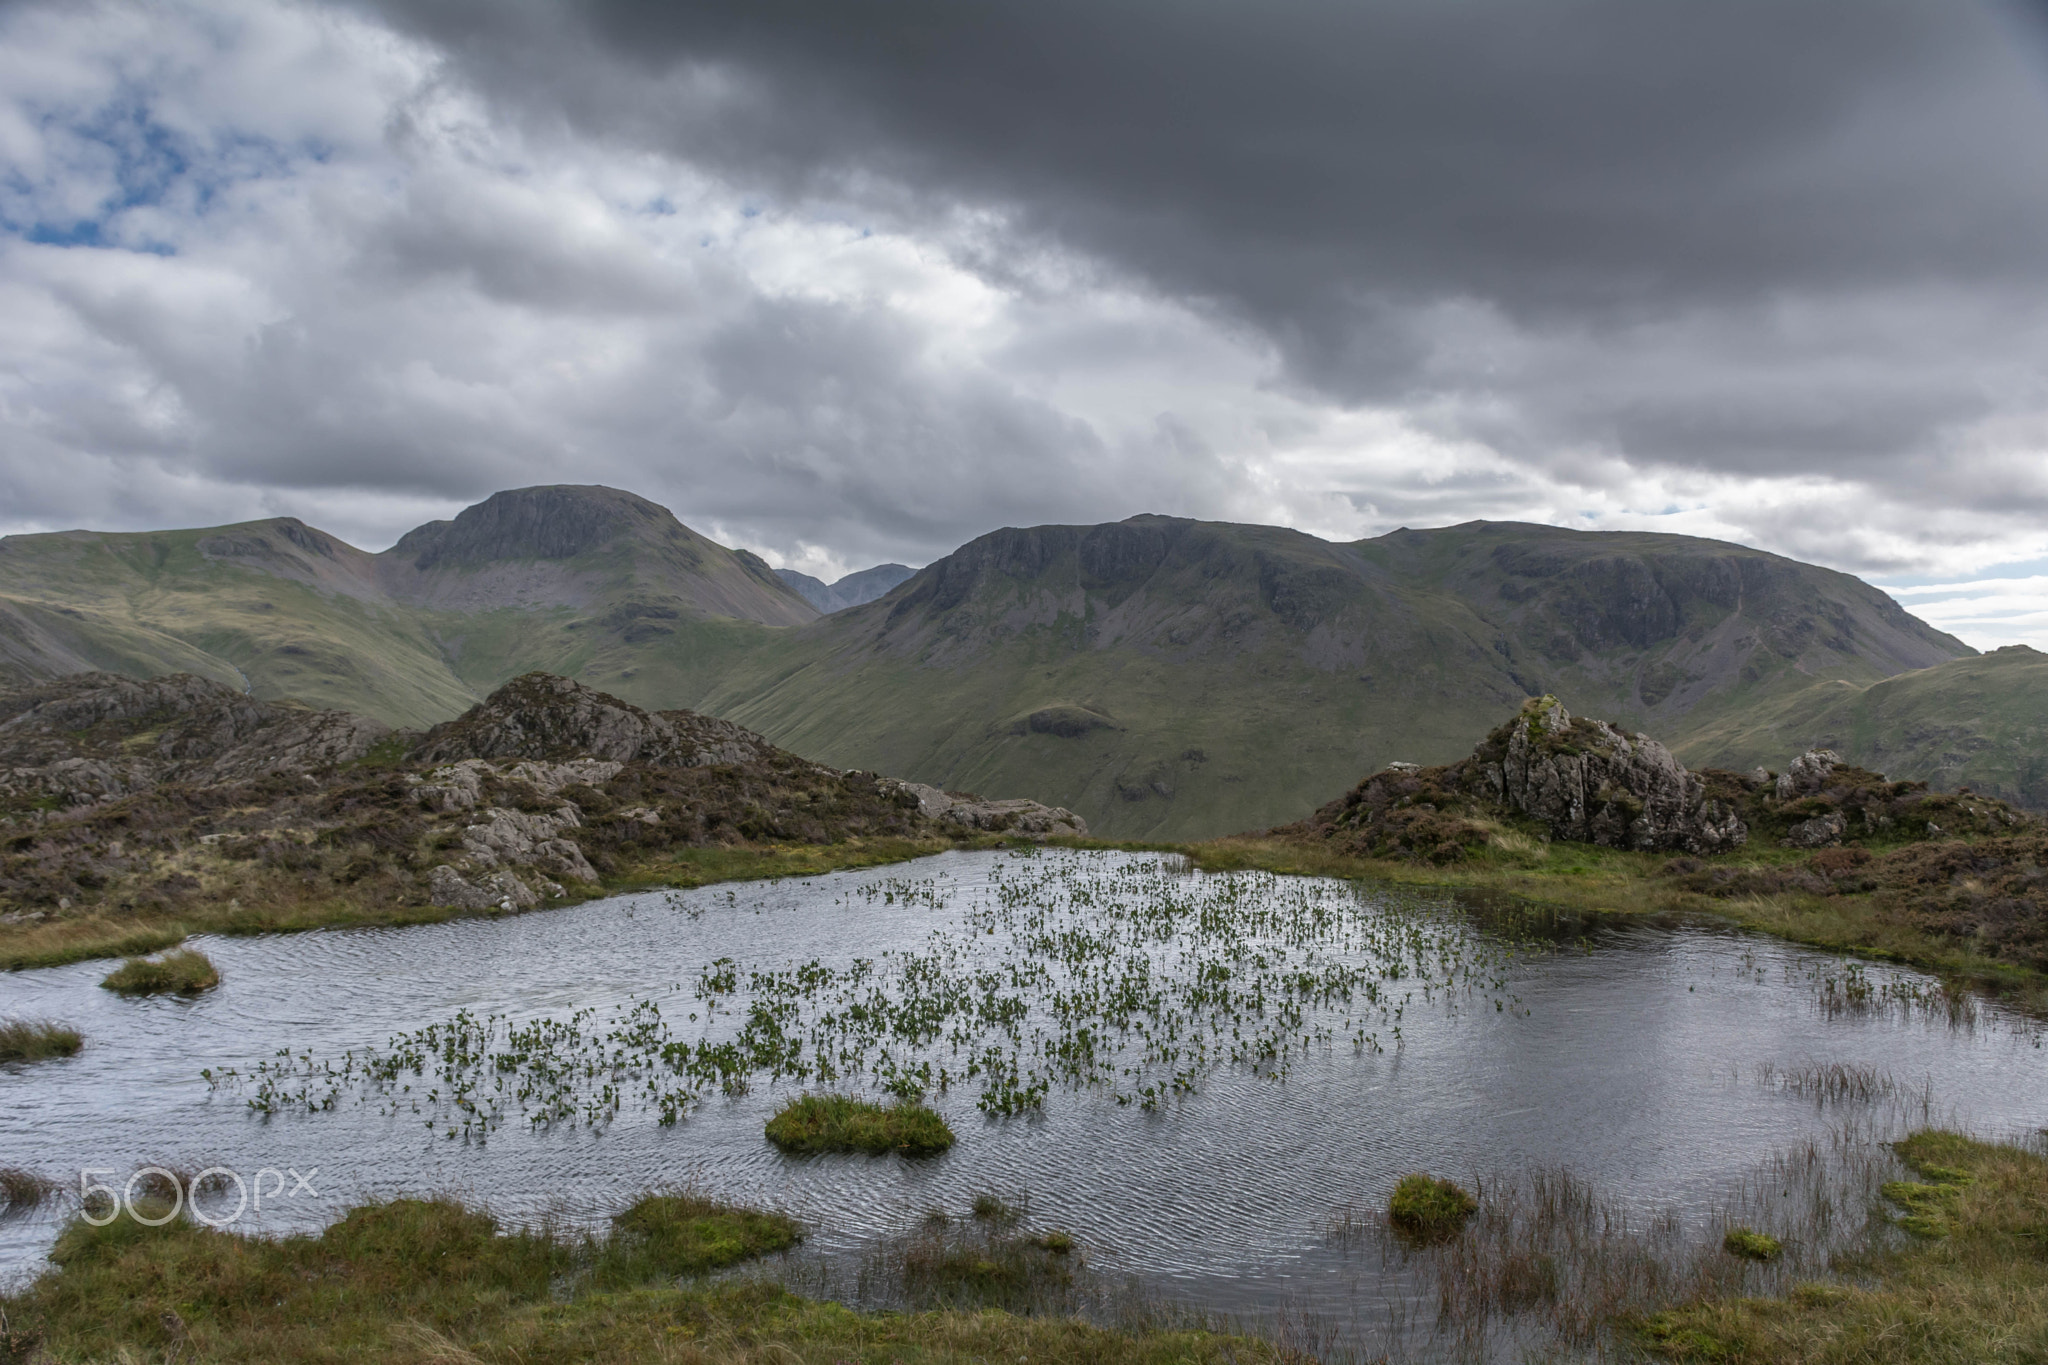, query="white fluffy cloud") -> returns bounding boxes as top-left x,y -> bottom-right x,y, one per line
1,0 -> 2046,637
